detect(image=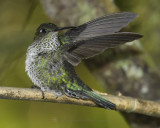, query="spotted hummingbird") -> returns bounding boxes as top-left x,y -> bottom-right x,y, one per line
25,12 -> 142,110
